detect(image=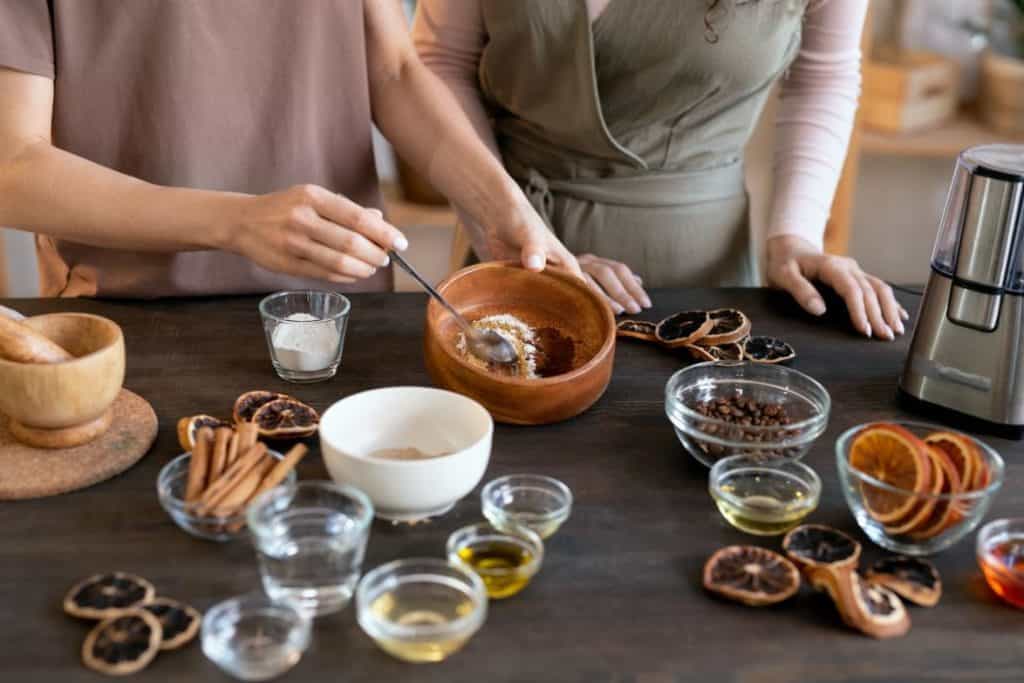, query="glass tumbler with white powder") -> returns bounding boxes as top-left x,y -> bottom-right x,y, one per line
259,291 -> 349,383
